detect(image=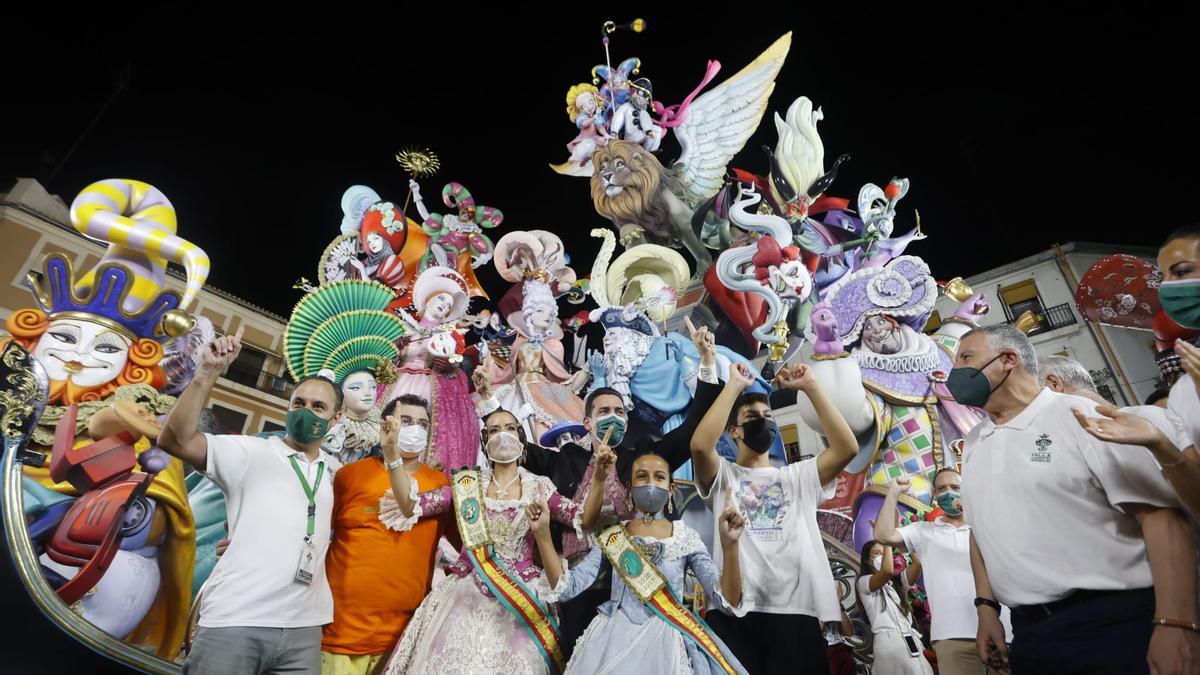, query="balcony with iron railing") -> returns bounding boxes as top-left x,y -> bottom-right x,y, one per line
1005,302 -> 1078,336
223,361 -> 295,400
